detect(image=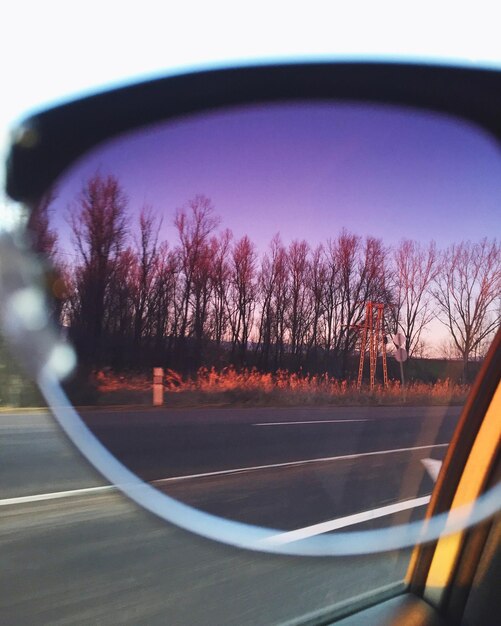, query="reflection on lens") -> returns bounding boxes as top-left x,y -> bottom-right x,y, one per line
28,102 -> 501,553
